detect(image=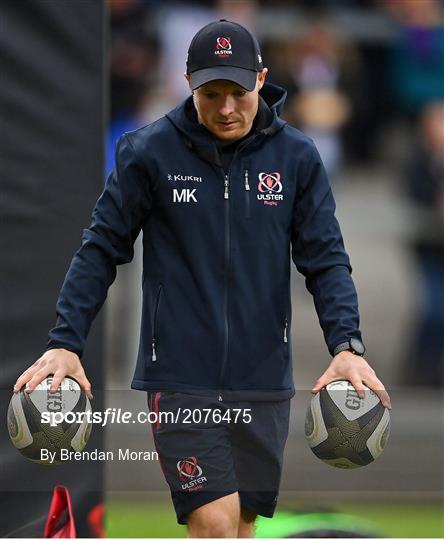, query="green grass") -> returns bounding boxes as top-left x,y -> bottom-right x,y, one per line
107,499 -> 185,538
106,497 -> 444,538
335,503 -> 444,538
